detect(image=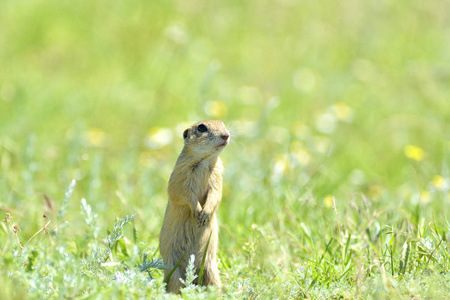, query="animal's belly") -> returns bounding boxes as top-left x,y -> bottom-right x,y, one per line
160,208 -> 217,263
